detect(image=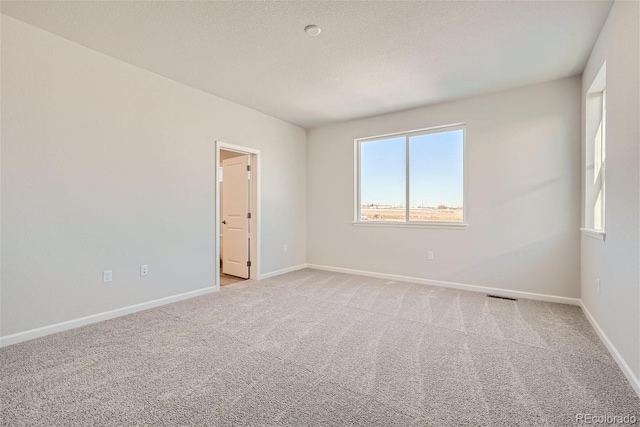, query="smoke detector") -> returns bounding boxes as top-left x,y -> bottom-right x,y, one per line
304,25 -> 321,36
